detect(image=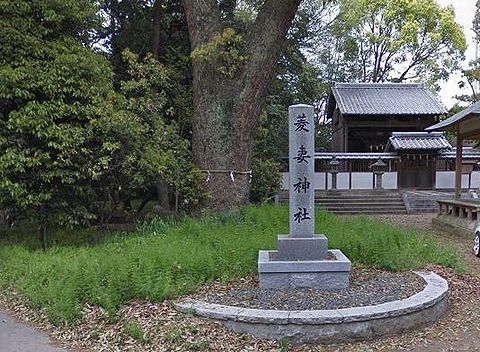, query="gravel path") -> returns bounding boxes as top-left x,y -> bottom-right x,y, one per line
0,309 -> 66,352
190,270 -> 425,310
